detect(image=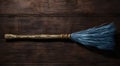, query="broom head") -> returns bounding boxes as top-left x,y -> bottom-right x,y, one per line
71,23 -> 116,50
